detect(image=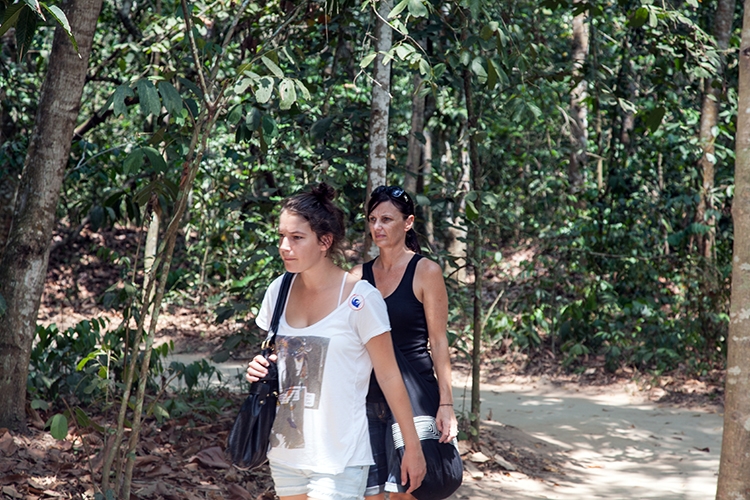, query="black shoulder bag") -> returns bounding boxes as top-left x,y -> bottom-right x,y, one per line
227,272 -> 294,469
